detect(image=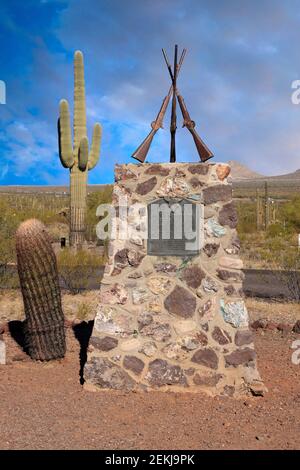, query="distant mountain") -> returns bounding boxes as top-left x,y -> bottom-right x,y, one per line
264,169 -> 300,180
227,160 -> 300,181
227,160 -> 264,180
